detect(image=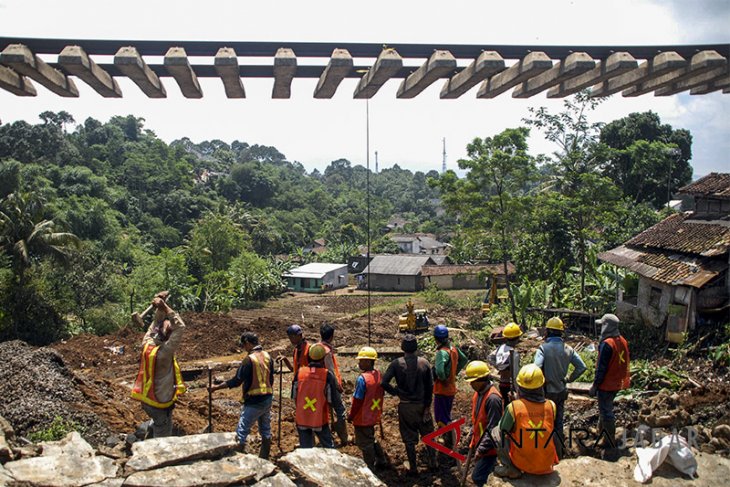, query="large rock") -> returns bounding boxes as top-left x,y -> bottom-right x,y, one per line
253,472 -> 297,487
3,432 -> 118,487
0,416 -> 14,463
280,448 -> 385,487
0,464 -> 14,486
126,432 -> 238,471
123,453 -> 275,487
